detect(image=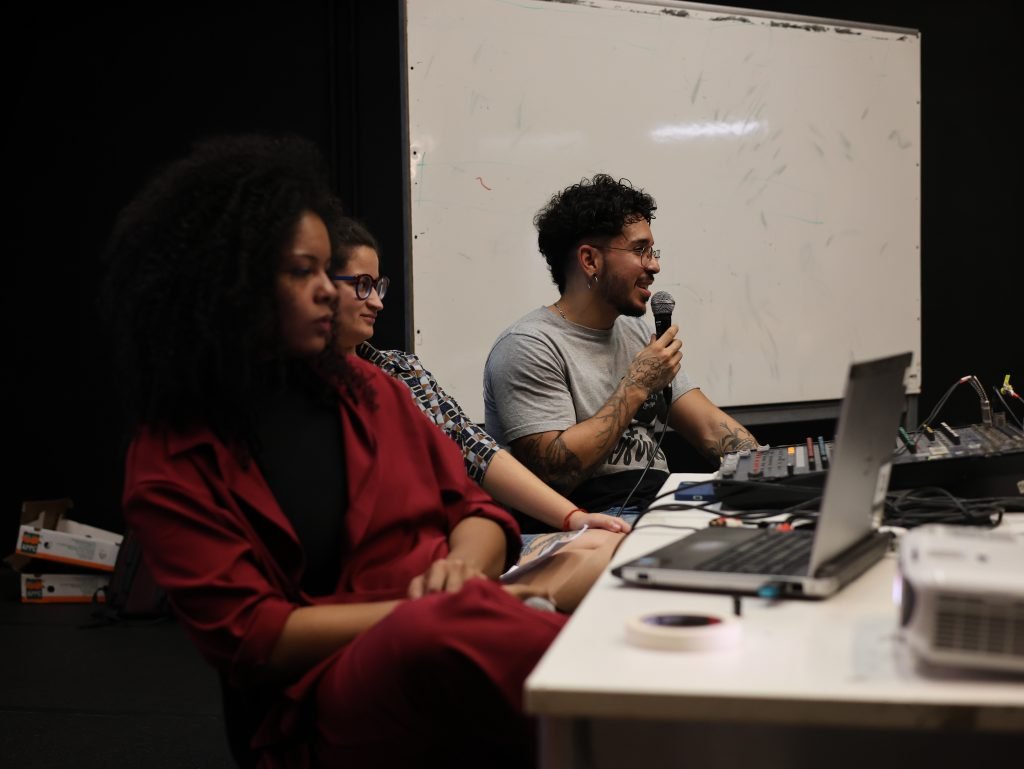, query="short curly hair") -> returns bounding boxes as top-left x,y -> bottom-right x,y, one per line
534,174 -> 657,293
101,134 -> 343,445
